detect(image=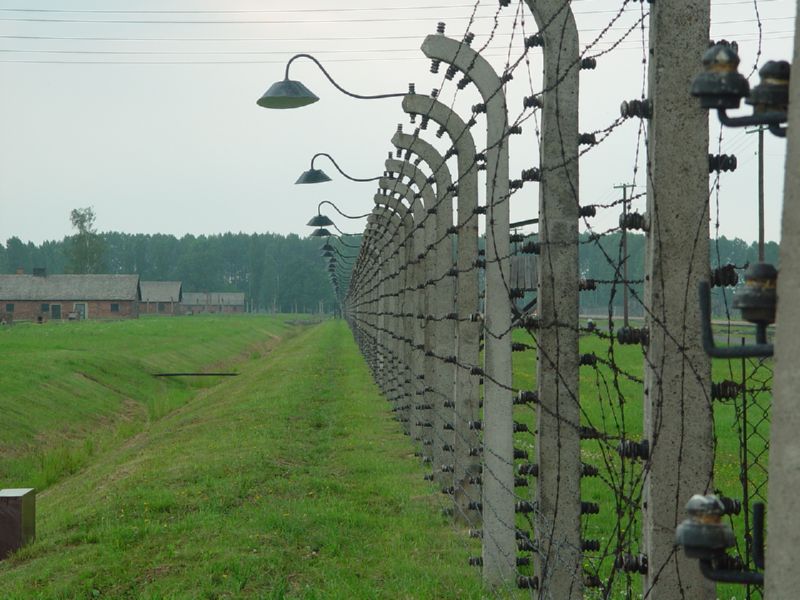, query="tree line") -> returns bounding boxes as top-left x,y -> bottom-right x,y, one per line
0,225 -> 776,316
